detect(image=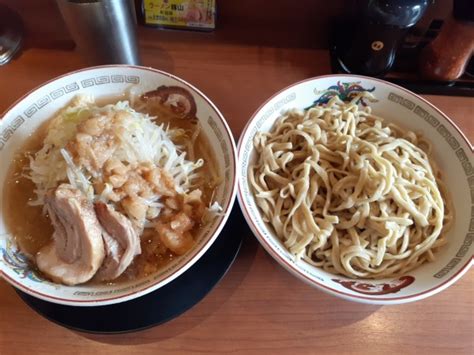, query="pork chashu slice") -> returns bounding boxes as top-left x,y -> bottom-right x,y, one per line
36,184 -> 105,286
94,202 -> 141,281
